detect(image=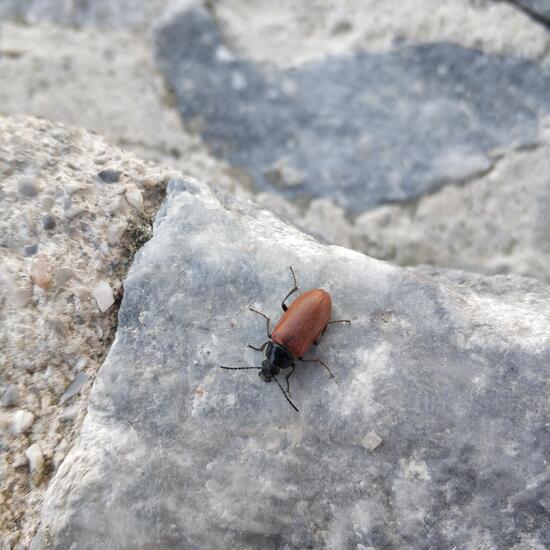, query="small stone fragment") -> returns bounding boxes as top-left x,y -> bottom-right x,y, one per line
10,410 -> 34,435
60,406 -> 78,423
108,222 -> 127,245
17,176 -> 39,197
41,195 -> 55,210
125,187 -> 144,212
75,357 -> 88,370
1,385 -> 18,408
92,280 -> 115,312
98,169 -> 121,183
59,372 -> 90,404
12,454 -> 27,469
13,287 -> 32,308
54,267 -> 75,286
42,214 -> 56,230
362,431 -> 382,451
66,183 -> 88,195
30,254 -> 51,290
25,443 -> 45,475
24,243 -> 38,256
64,206 -> 85,220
